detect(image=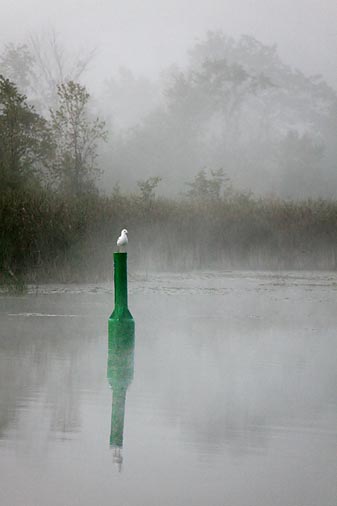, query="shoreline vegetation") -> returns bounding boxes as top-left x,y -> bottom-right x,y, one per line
1,187 -> 337,290
1,33 -> 337,292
